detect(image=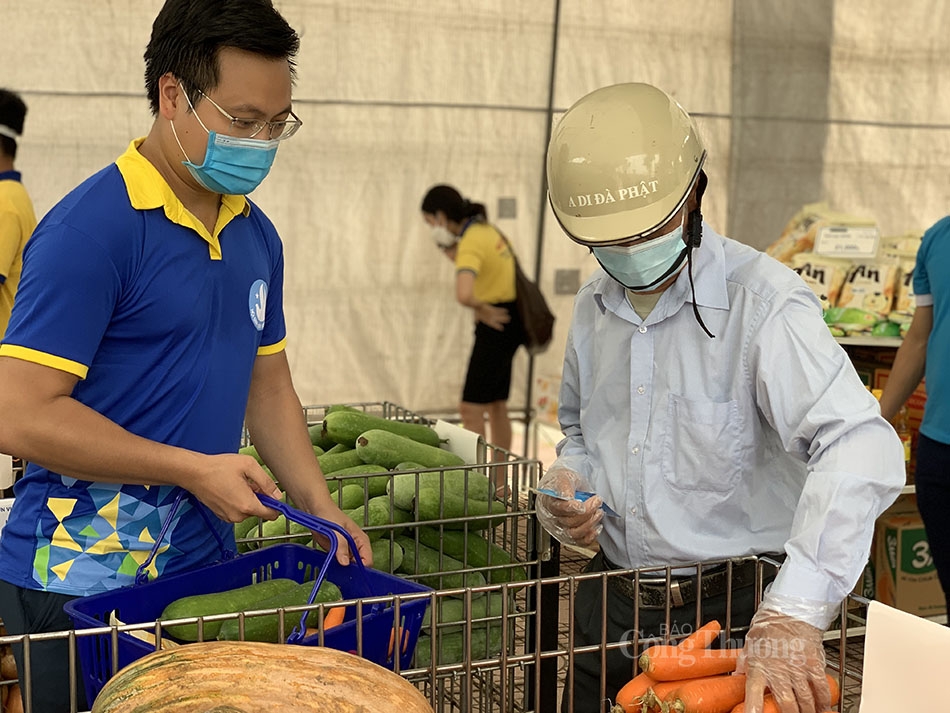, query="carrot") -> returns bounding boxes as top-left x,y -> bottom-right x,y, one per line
729,695 -> 779,713
666,673 -> 747,713
614,671 -> 657,712
678,621 -> 722,651
639,645 -> 741,681
322,605 -> 346,631
303,605 -> 347,638
651,679 -> 691,700
636,678 -> 706,712
643,677 -> 707,713
827,672 -> 840,705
